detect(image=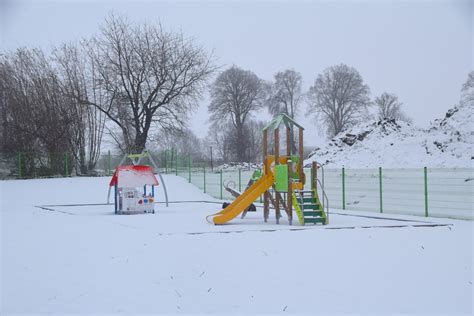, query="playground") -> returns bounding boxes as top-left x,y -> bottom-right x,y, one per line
1,174 -> 472,314
1,115 -> 472,314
